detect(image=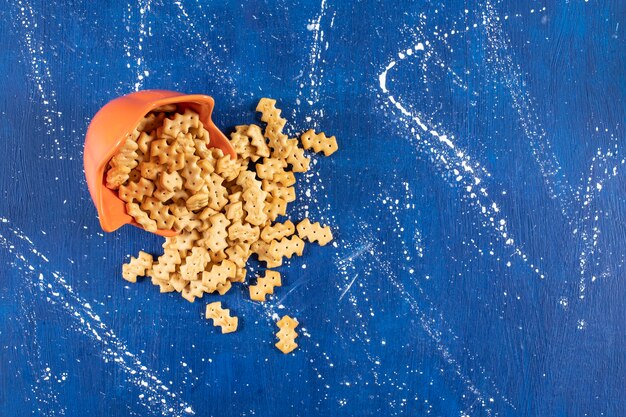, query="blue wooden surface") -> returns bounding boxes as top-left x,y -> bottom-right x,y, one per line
1,0 -> 624,416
